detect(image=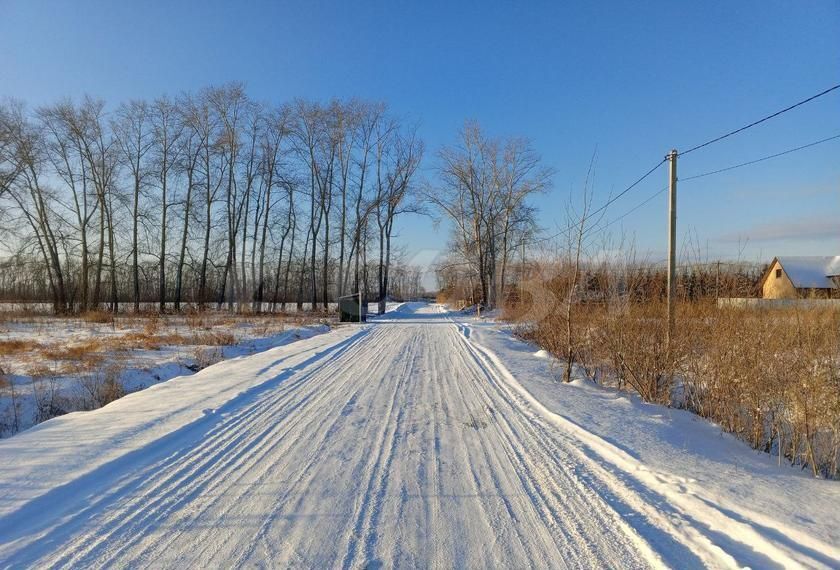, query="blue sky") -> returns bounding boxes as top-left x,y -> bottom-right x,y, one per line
2,1 -> 838,265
